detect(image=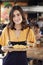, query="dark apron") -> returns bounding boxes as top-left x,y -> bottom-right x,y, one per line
3,41 -> 28,65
